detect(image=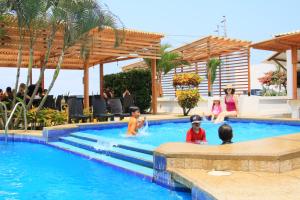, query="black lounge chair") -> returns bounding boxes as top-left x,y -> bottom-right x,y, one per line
123,94 -> 134,113
92,96 -> 114,121
67,97 -> 90,123
108,98 -> 130,120
55,95 -> 63,111
43,95 -> 56,109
